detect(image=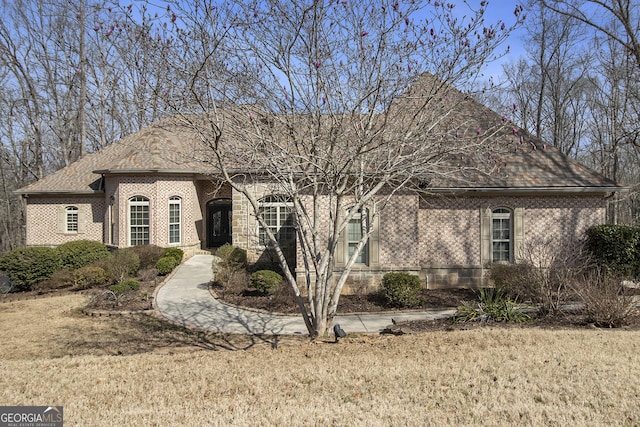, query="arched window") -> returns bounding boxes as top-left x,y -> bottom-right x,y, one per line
129,196 -> 150,246
65,206 -> 79,233
491,208 -> 512,262
258,195 -> 295,246
168,196 -> 182,244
